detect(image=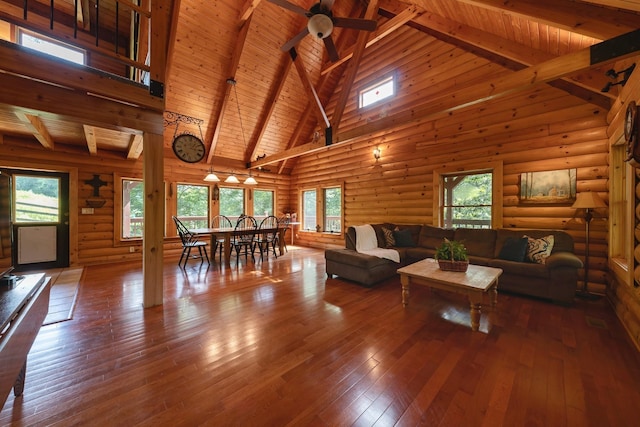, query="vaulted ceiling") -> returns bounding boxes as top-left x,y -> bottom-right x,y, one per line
0,0 -> 639,174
